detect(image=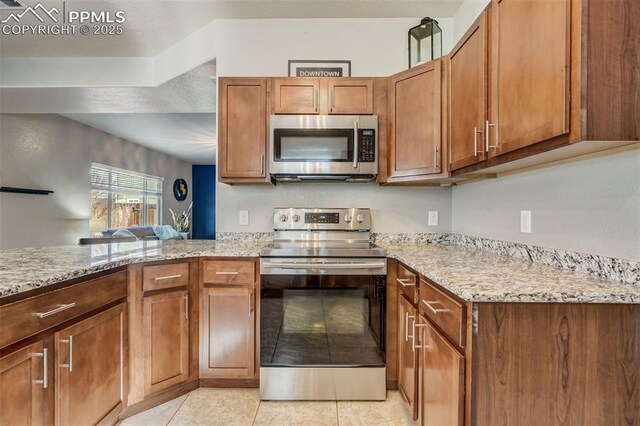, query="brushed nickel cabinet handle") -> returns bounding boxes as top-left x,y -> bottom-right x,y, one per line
154,274 -> 182,281
60,336 -> 73,372
410,317 -> 416,352
184,294 -> 189,320
215,271 -> 239,275
315,90 -> 319,112
36,303 -> 76,319
485,120 -> 497,151
261,154 -> 265,176
249,291 -> 254,316
396,278 -> 415,288
474,127 -> 484,157
414,323 -> 427,350
422,300 -> 450,314
405,312 -> 415,342
34,348 -> 48,388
